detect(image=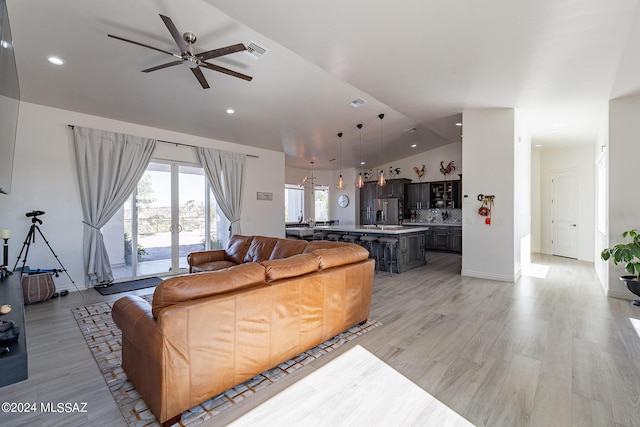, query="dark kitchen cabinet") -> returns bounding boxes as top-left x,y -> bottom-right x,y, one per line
429,225 -> 462,253
376,178 -> 409,199
359,182 -> 377,225
450,227 -> 462,252
405,183 -> 430,210
430,180 -> 461,209
433,226 -> 450,251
